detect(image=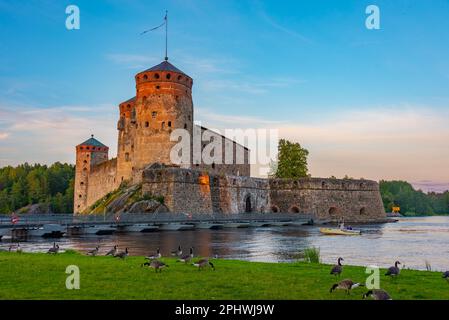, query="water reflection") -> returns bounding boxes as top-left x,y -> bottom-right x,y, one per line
2,216 -> 449,271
